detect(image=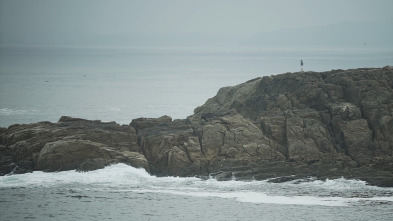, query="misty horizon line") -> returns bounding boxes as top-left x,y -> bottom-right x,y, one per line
1,19 -> 392,48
